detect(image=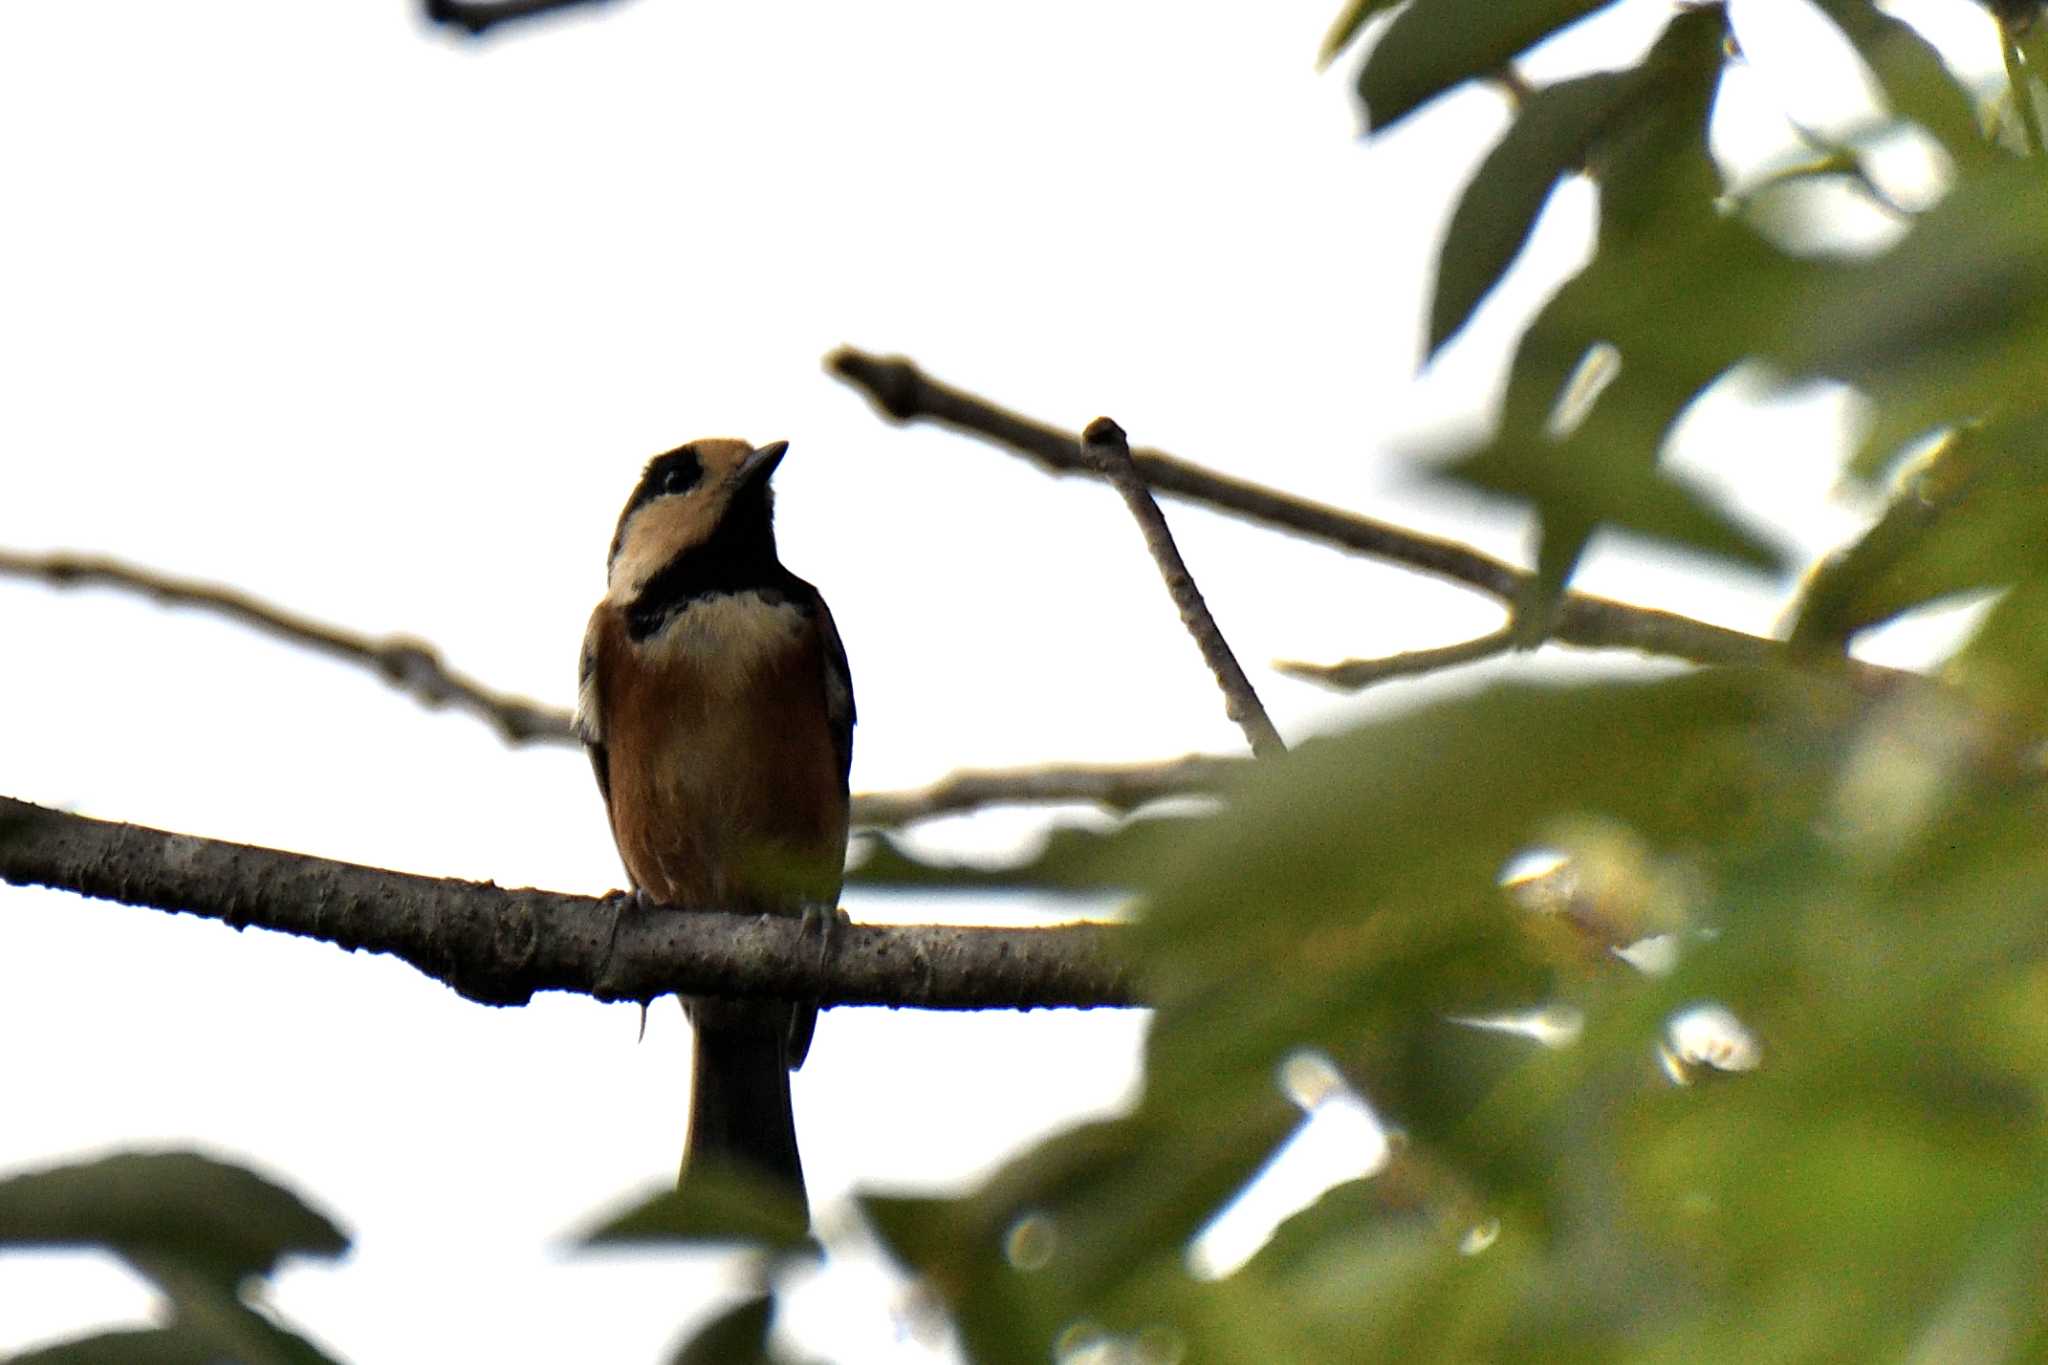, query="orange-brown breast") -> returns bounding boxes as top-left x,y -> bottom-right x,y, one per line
593,598 -> 848,914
